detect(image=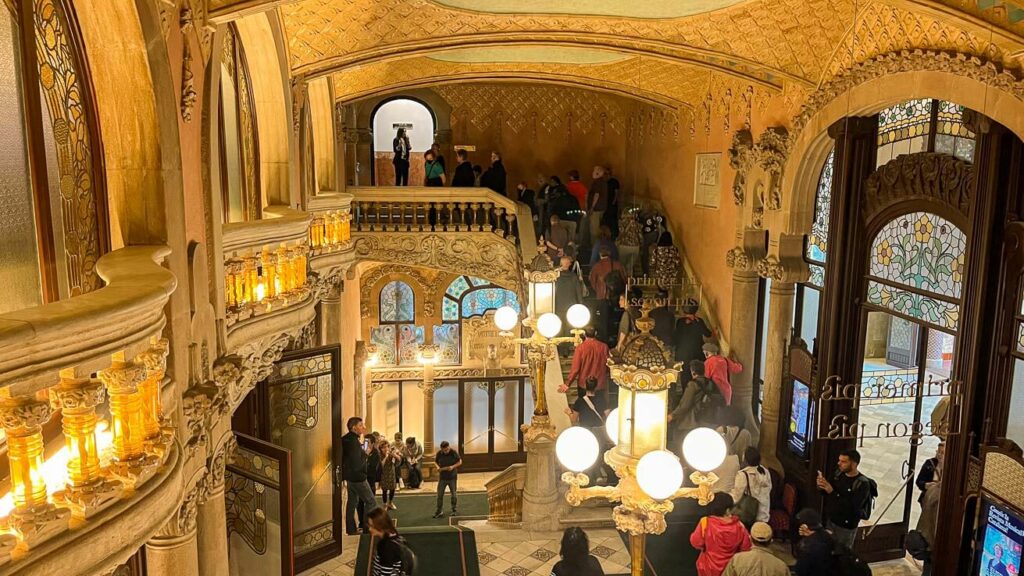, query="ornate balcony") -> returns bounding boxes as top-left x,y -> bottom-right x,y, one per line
307,193 -> 356,286
0,246 -> 182,575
